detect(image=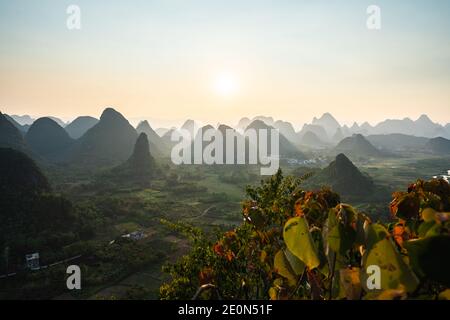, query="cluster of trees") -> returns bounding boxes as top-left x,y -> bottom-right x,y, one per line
160,170 -> 450,300
0,238 -> 164,299
0,147 -> 106,276
80,238 -> 164,288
